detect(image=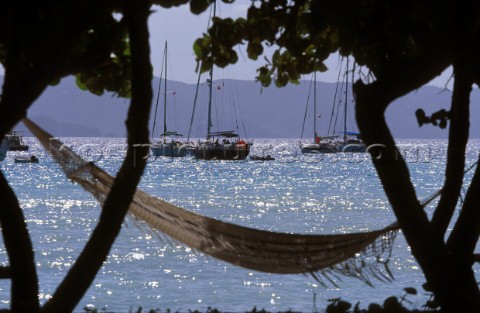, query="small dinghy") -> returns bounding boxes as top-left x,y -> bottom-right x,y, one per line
249,154 -> 275,161
14,154 -> 39,163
